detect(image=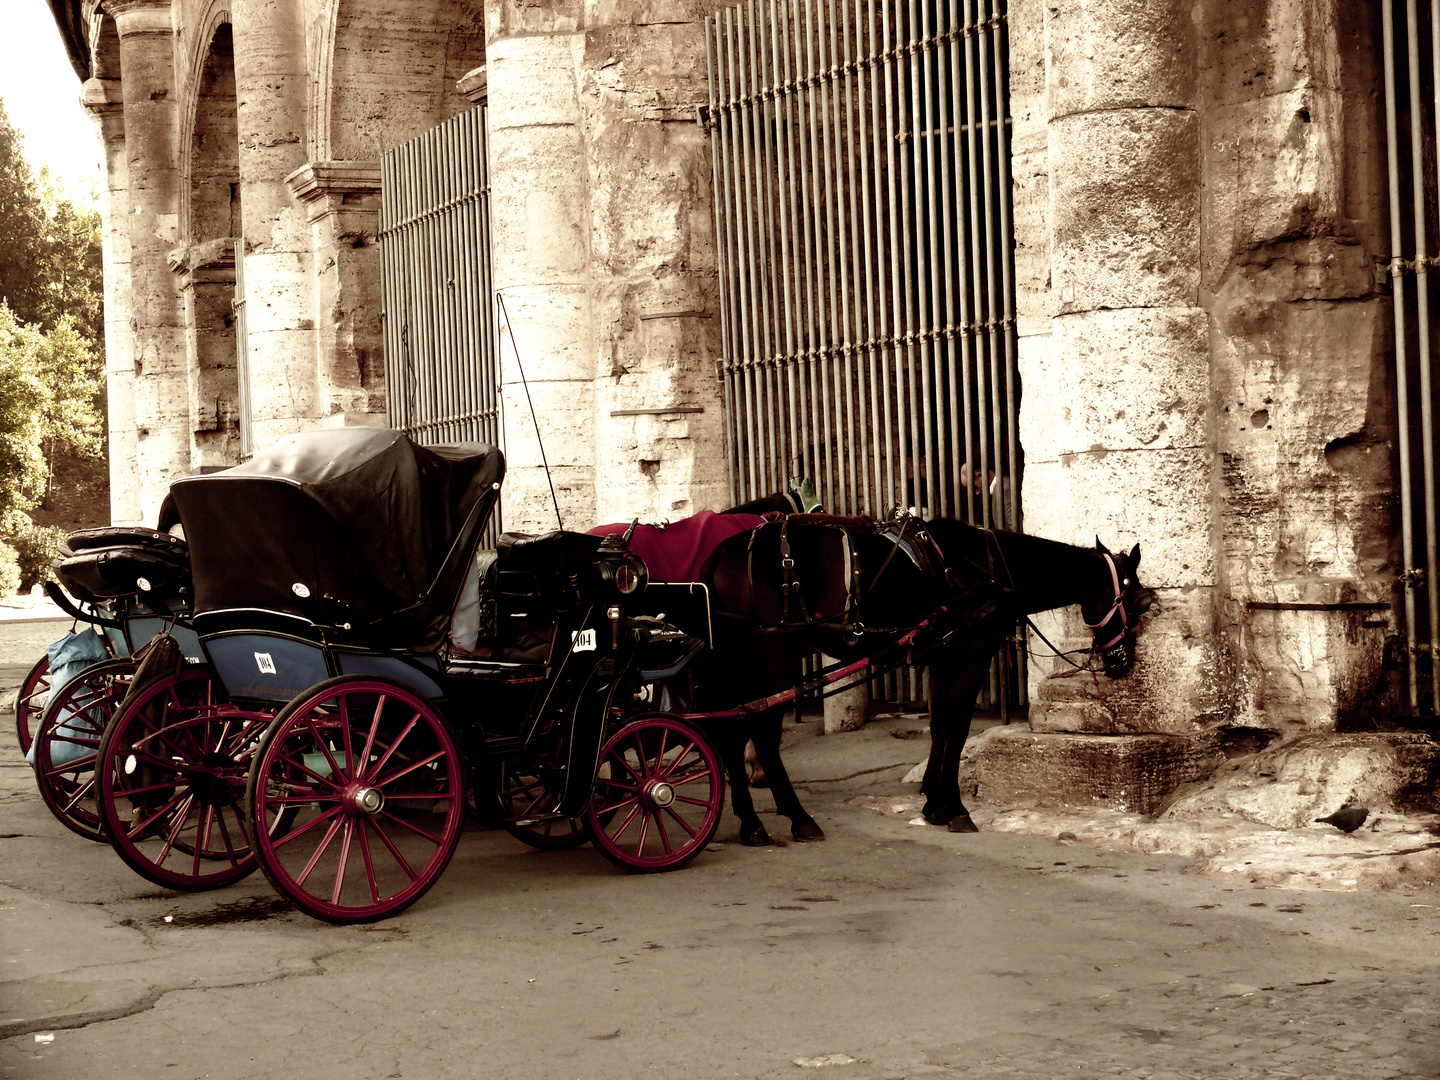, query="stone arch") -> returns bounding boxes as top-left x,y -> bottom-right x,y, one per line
326,0 -> 485,161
